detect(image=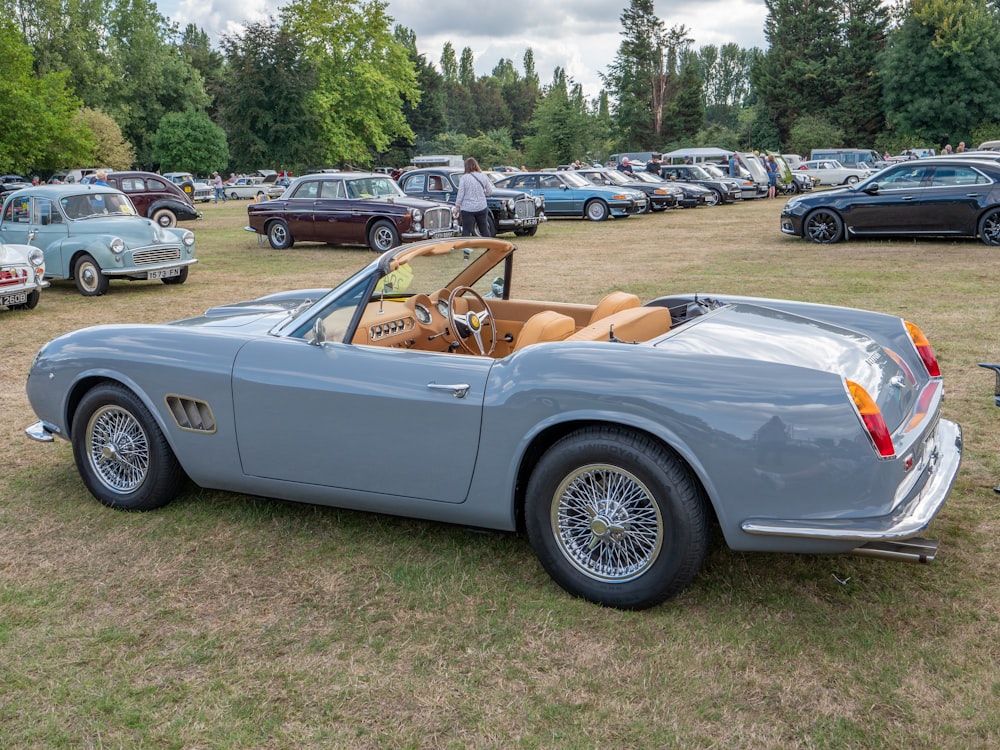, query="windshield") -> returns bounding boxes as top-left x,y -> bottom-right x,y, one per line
559,172 -> 592,187
60,192 -> 137,219
700,164 -> 725,178
631,171 -> 664,183
345,177 -> 406,199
